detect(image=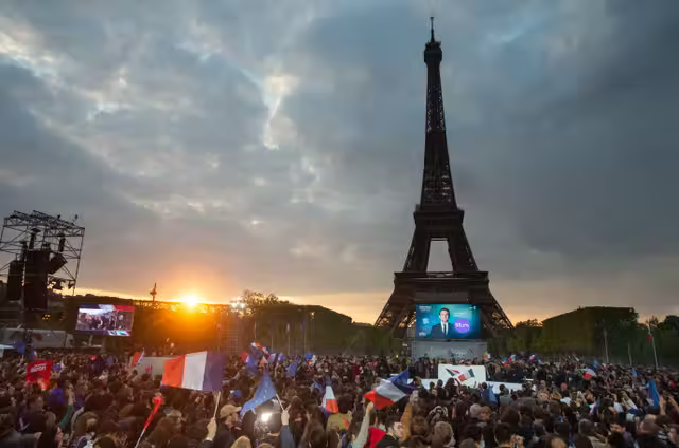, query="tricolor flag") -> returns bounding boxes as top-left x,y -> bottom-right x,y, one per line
528,354 -> 536,362
582,368 -> 596,380
484,353 -> 491,361
364,370 -> 413,410
322,386 -> 339,414
161,351 -> 225,392
647,321 -> 653,343
133,351 -> 144,367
